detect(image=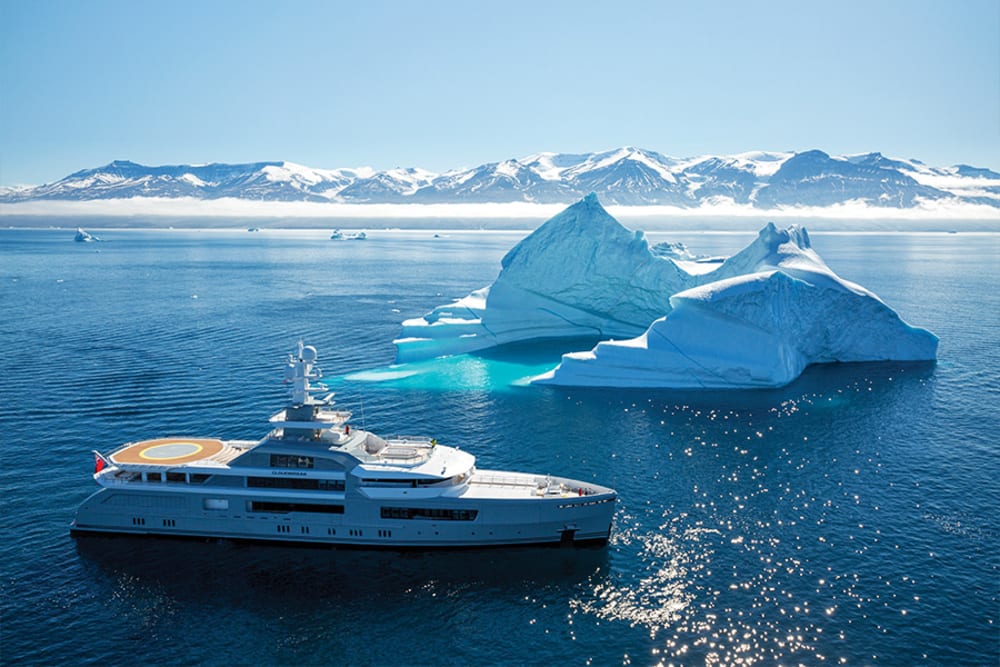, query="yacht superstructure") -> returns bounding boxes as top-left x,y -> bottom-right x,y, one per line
72,343 -> 617,547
